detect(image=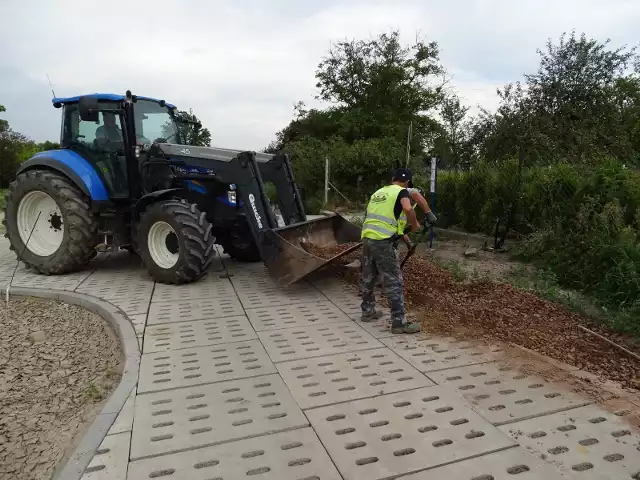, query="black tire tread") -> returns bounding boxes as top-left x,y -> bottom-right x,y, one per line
138,199 -> 215,284
220,216 -> 261,262
3,169 -> 97,274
